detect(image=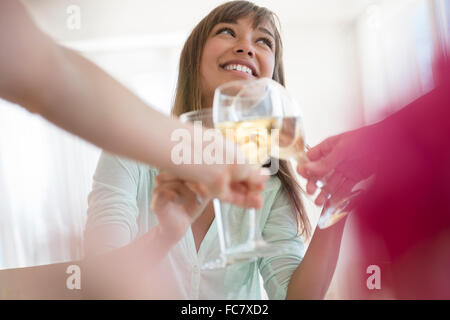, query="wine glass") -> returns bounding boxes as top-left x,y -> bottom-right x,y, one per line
179,108 -> 285,270
212,78 -> 361,232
